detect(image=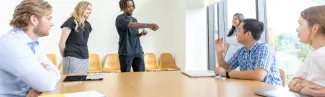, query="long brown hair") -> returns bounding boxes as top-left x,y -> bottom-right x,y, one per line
228,13 -> 244,37
301,5 -> 325,45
